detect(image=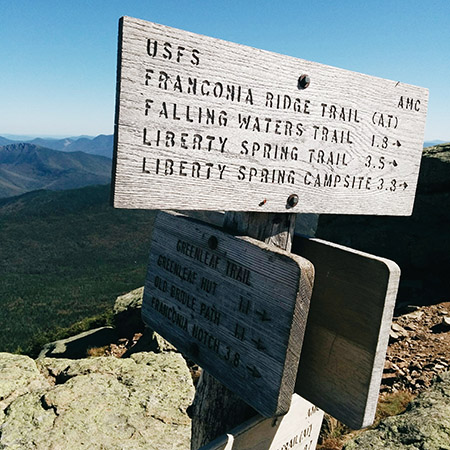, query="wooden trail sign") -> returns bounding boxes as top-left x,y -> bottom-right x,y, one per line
198,394 -> 324,450
292,236 -> 400,429
113,16 -> 428,215
142,212 -> 314,417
